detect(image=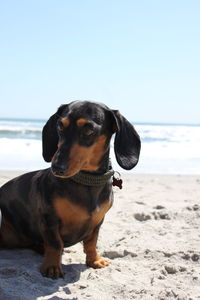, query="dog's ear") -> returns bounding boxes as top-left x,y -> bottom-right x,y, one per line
42,105 -> 68,162
111,110 -> 141,170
